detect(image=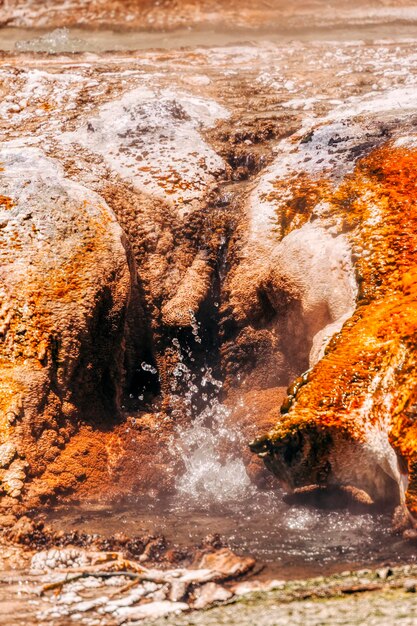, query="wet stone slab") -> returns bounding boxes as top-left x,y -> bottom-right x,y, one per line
0,545 -> 256,625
